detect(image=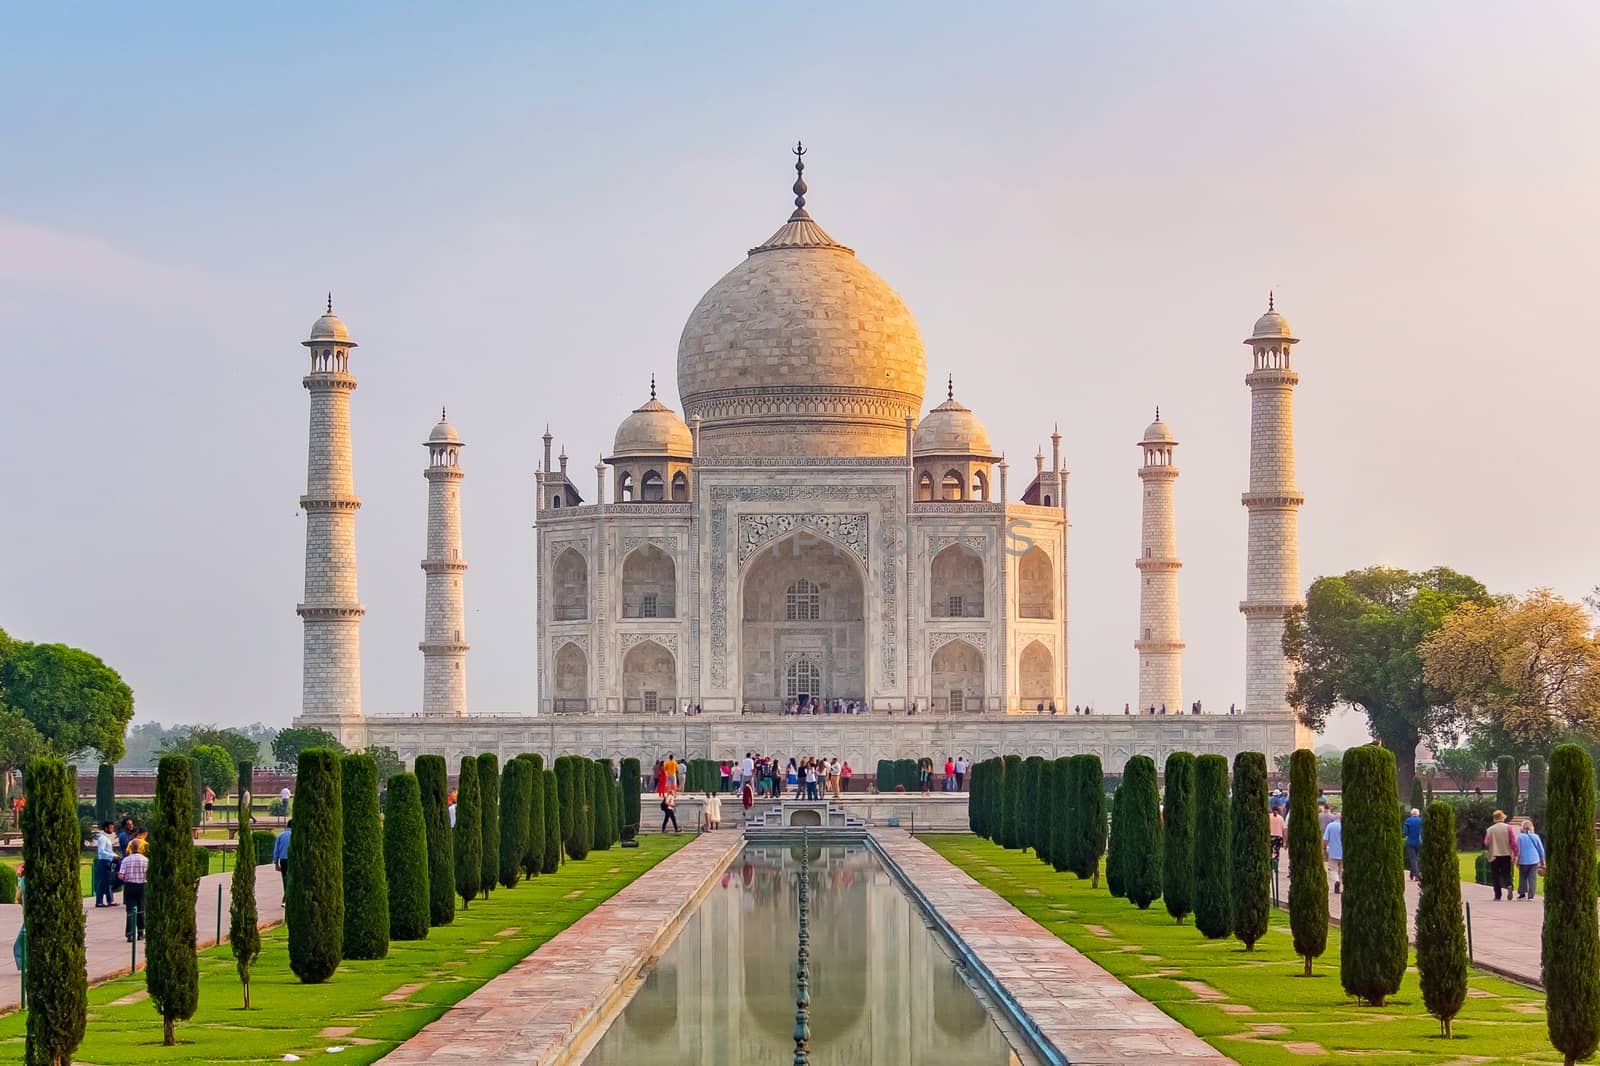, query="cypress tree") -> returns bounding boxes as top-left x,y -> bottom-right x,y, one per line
1050,756 -> 1074,873
541,770 -> 563,873
1287,748 -> 1328,975
476,753 -> 499,898
968,759 -> 986,837
453,756 -> 483,907
1163,752 -> 1196,923
1070,755 -> 1107,885
499,759 -> 530,888
555,757 -> 579,857
591,760 -> 615,850
1120,756 -> 1162,909
1035,758 -> 1057,865
287,748 -> 343,983
1528,754 -> 1548,827
575,758 -> 594,857
1409,775 -> 1425,815
1105,783 -> 1127,898
1416,801 -> 1467,1037
1496,755 -> 1519,817
1193,754 -> 1232,940
238,761 -> 254,811
189,762 -> 205,828
988,758 -> 1007,843
21,756 -> 86,1064
383,772 -> 430,941
519,756 -> 546,877
414,754 -> 454,926
95,762 -> 116,825
1544,743 -> 1600,1065
1019,756 -> 1043,855
1340,745 -> 1407,1005
230,801 -> 261,1008
339,753 -> 388,960
1231,751 -> 1271,950
621,757 -> 642,841
148,754 -> 200,1041
1000,754 -> 1024,849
